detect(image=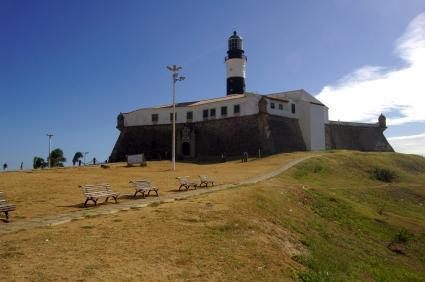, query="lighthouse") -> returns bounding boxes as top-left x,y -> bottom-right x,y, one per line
225,31 -> 247,95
